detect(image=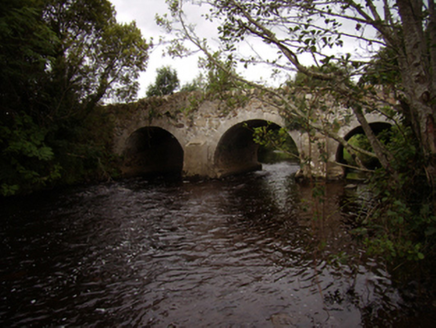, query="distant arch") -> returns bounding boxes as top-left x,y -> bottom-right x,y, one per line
122,126 -> 184,177
336,122 -> 392,169
213,119 -> 299,177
